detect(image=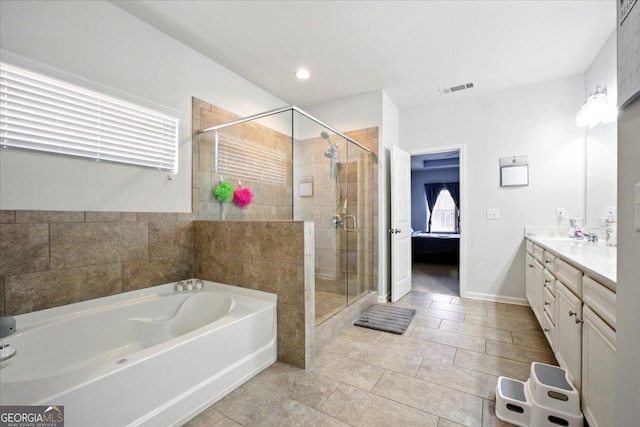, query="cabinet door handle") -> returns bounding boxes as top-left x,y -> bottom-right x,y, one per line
575,317 -> 583,324
544,279 -> 550,284
545,260 -> 552,264
544,328 -> 550,332
569,310 -> 578,317
544,302 -> 551,306
528,264 -> 534,267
